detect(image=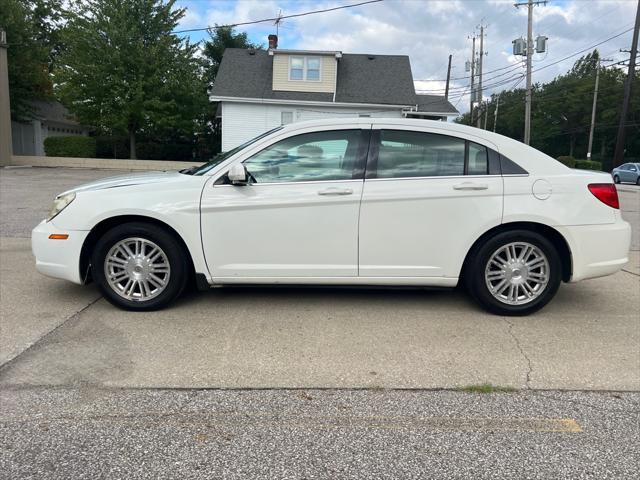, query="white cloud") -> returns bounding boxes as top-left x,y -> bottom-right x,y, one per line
190,0 -> 637,113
